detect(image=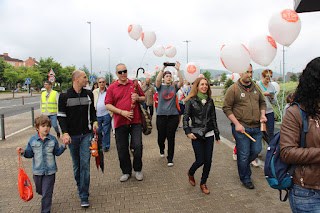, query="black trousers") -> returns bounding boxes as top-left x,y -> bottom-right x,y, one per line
156,115 -> 179,162
33,174 -> 56,213
115,124 -> 143,174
